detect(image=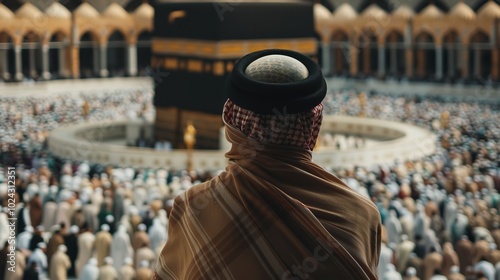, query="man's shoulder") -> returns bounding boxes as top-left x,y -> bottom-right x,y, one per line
337,185 -> 381,224
321,172 -> 380,221
174,177 -> 219,202
187,177 -> 220,195
170,176 -> 223,215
